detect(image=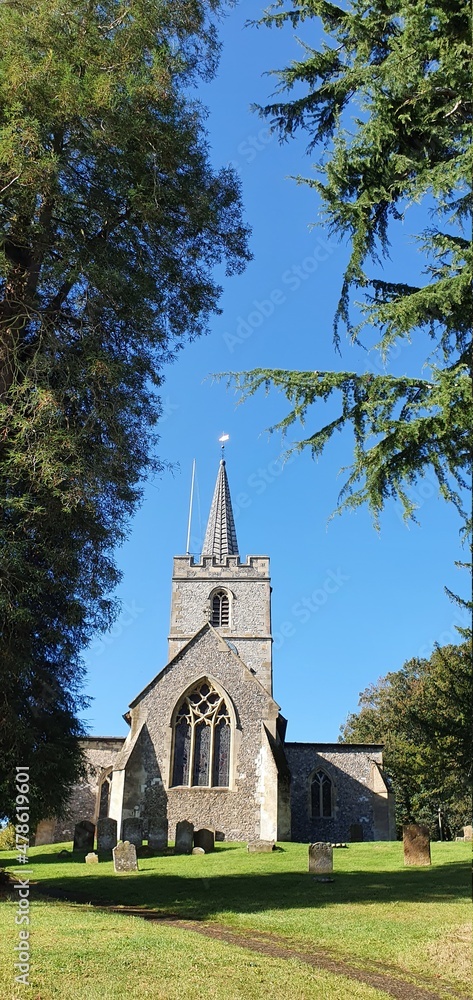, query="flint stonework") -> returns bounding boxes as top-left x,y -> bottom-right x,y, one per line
122,818 -> 143,848
403,824 -> 431,866
113,840 -> 138,873
97,817 -> 117,852
175,820 -> 194,854
148,818 -> 168,851
309,843 -> 333,874
194,828 -> 215,853
73,821 -> 95,853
